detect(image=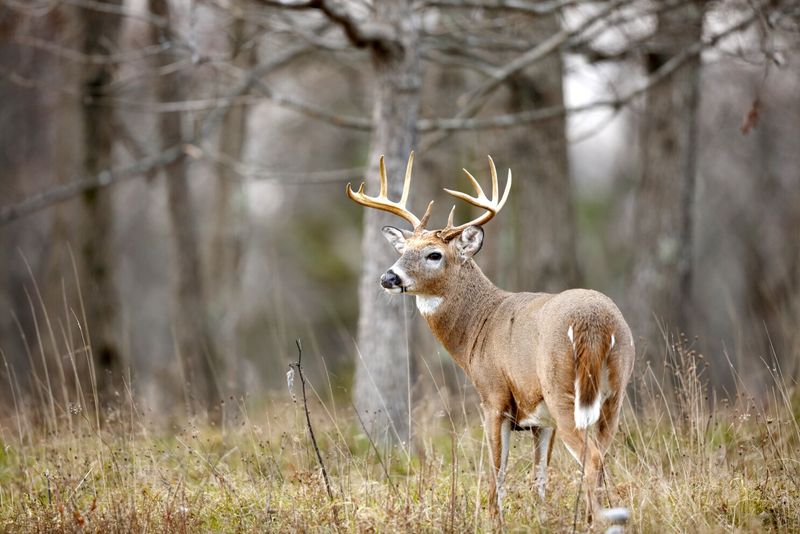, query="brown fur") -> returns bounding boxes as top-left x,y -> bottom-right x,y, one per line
573,312 -> 615,408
